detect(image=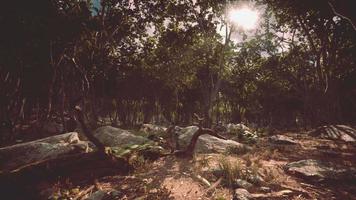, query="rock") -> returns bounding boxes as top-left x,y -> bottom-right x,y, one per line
226,123 -> 251,134
226,123 -> 258,142
284,159 -> 356,182
93,126 -> 149,147
246,174 -> 265,185
97,117 -> 114,126
309,125 -> 356,142
260,186 -> 271,192
233,179 -> 253,189
0,132 -> 90,170
86,189 -> 121,200
269,135 -> 298,145
233,188 -> 252,200
140,124 -> 167,134
86,190 -> 107,200
177,126 -> 248,153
